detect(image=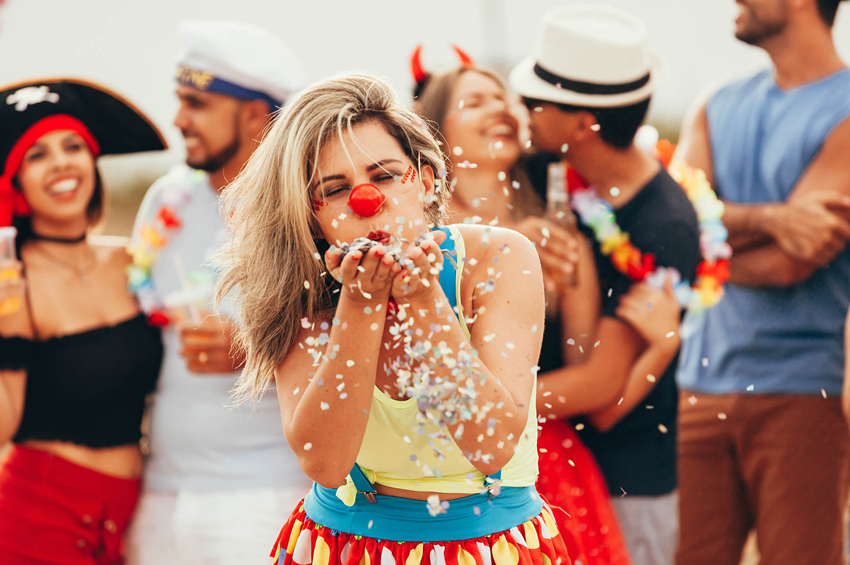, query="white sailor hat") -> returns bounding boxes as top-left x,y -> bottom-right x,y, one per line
176,20 -> 308,110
